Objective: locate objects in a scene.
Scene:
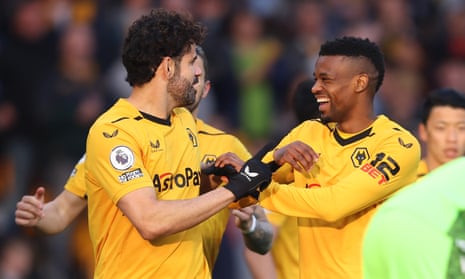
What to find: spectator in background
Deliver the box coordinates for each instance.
[228,7,282,152]
[36,21,108,190]
[434,59,465,94]
[32,21,109,277]
[0,0,59,237]
[0,234,39,279]
[271,0,327,111]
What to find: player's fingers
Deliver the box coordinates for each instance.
[15,209,39,226]
[278,142,318,171]
[215,153,244,171]
[19,196,42,211]
[16,199,43,217]
[35,187,46,205]
[294,150,318,171]
[230,209,247,220]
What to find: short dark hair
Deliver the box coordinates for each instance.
[319,36,385,92]
[195,46,209,81]
[122,8,206,87]
[420,88,465,124]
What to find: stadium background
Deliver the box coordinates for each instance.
[0,0,464,278]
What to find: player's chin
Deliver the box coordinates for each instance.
[320,114,332,123]
[181,89,196,107]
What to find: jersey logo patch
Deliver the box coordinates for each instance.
[150,140,162,152]
[351,147,370,168]
[186,128,198,147]
[119,168,143,183]
[398,137,413,148]
[110,146,135,171]
[201,154,216,165]
[103,129,118,138]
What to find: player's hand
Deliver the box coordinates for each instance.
[211,152,245,172]
[200,159,238,194]
[15,187,46,227]
[273,141,319,172]
[224,158,272,200]
[231,205,256,232]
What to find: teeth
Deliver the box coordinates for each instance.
[317,97,330,103]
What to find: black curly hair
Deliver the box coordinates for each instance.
[319,36,385,92]
[122,8,207,87]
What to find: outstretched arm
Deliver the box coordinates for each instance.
[15,187,87,234]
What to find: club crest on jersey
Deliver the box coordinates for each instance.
[110,146,135,171]
[201,154,216,165]
[351,147,370,168]
[186,128,198,147]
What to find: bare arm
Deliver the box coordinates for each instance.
[243,224,279,279]
[117,186,235,240]
[15,187,87,234]
[232,205,273,255]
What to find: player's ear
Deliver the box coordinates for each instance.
[202,80,211,98]
[354,73,369,93]
[418,122,427,142]
[162,57,176,79]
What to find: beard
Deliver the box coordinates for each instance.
[167,73,196,107]
[185,95,201,113]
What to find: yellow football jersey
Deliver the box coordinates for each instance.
[196,118,251,271]
[259,115,420,279]
[64,154,87,198]
[416,159,428,179]
[266,211,299,279]
[85,99,208,279]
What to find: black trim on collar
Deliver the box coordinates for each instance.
[111,117,130,123]
[139,111,171,126]
[198,130,226,136]
[333,127,374,146]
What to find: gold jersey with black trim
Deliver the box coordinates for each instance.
[64,153,87,199]
[196,118,251,271]
[259,115,421,279]
[416,159,428,179]
[85,99,208,279]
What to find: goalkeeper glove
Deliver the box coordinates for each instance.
[223,158,272,200]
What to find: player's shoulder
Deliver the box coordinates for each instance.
[374,115,416,138]
[196,118,229,137]
[372,115,420,150]
[290,119,333,136]
[89,99,149,138]
[92,99,140,125]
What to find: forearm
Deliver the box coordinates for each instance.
[260,176,410,222]
[122,187,236,240]
[37,202,72,234]
[244,248,278,279]
[242,214,273,255]
[37,191,87,234]
[238,205,274,255]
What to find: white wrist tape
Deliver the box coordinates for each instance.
[242,214,257,234]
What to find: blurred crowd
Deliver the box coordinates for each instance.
[0,0,465,278]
